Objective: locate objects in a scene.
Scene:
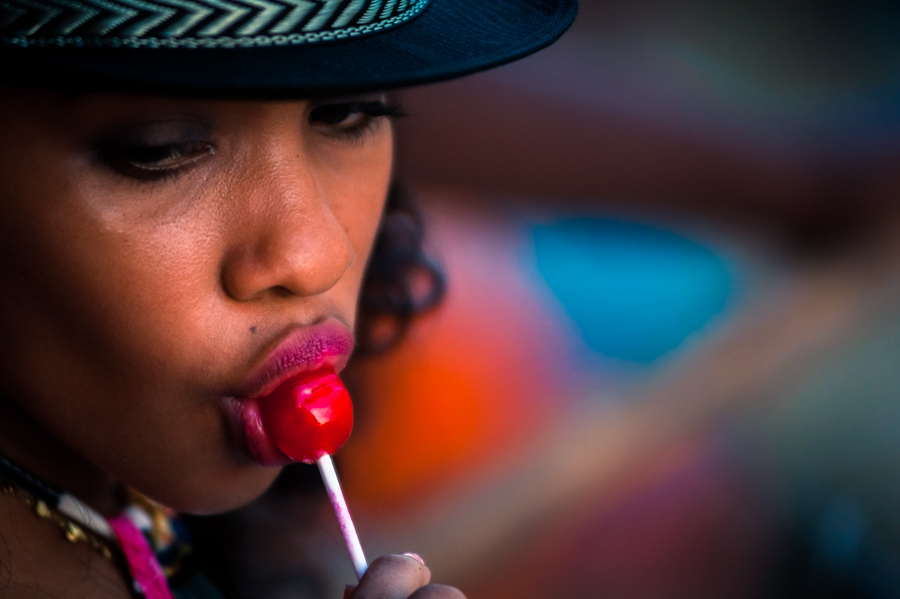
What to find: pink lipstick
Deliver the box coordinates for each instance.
[242,320,353,400]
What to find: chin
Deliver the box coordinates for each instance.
[139,464,284,515]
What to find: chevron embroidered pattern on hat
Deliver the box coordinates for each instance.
[0,0,429,48]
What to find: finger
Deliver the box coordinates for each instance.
[408,584,467,599]
[351,553,431,599]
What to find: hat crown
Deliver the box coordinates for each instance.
[0,0,429,48]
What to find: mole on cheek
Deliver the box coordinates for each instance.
[250,326,258,333]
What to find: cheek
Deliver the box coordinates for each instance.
[319,130,395,318]
[344,134,394,248]
[0,182,259,510]
[0,128,222,406]
[0,194,211,398]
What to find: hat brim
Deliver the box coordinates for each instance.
[2,0,577,97]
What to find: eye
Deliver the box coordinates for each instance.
[95,141,214,181]
[92,119,214,182]
[309,99,406,139]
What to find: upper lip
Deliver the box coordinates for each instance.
[237,319,354,399]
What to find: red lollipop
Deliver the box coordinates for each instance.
[258,368,367,578]
[258,367,353,463]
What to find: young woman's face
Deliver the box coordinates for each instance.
[0,90,394,513]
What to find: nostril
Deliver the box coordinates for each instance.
[270,285,299,298]
[220,217,356,301]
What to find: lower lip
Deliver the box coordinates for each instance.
[232,397,294,467]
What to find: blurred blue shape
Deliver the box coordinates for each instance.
[817,496,865,574]
[532,218,732,363]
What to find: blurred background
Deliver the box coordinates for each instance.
[224,2,900,598]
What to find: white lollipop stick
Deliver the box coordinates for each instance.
[318,454,368,580]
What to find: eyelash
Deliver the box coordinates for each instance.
[94,100,405,183]
[309,100,407,140]
[95,141,214,183]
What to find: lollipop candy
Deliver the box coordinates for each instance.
[258,368,353,463]
[258,367,368,579]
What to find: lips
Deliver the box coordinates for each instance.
[227,319,354,466]
[241,319,354,399]
[234,399,295,467]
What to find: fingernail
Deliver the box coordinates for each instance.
[402,552,425,565]
[343,584,356,599]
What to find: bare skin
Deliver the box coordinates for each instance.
[0,90,464,598]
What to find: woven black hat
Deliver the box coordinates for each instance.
[0,0,577,96]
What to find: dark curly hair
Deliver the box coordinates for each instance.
[354,183,446,356]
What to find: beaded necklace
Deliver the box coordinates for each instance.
[0,454,178,599]
[0,479,118,559]
[0,455,117,555]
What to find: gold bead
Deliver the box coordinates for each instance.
[65,522,86,543]
[35,500,52,519]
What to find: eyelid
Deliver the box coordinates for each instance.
[90,118,215,182]
[92,118,213,148]
[309,92,390,108]
[308,96,407,142]
[308,91,407,121]
[94,140,214,182]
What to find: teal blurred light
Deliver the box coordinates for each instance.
[533,218,732,364]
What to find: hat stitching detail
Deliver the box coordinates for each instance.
[0,0,426,47]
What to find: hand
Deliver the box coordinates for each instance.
[345,553,466,599]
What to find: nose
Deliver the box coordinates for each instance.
[221,152,355,302]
